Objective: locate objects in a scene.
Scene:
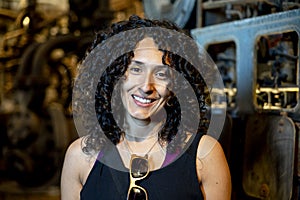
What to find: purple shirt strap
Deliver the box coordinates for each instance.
[162,151,180,167]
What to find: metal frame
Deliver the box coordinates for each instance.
[191,9,300,115]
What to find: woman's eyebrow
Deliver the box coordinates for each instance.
[131,60,145,66]
[131,60,168,68]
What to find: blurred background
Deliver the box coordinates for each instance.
[0,0,299,199]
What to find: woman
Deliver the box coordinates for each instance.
[61,15,231,200]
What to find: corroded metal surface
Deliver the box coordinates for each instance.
[243,114,295,200]
[192,9,300,115]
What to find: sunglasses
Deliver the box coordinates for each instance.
[127,154,150,200]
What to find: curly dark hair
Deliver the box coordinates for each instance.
[82,15,209,155]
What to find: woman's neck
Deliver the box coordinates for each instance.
[124,112,163,142]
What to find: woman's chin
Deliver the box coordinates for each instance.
[130,113,151,121]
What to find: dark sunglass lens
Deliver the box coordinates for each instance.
[131,157,148,178]
[128,187,147,200]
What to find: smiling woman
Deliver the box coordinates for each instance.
[121,37,172,123]
[60,15,231,200]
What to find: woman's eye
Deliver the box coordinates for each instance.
[157,72,166,77]
[129,66,142,74]
[156,70,169,79]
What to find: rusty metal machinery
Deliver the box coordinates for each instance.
[243,114,295,199]
[0,0,92,188]
[0,34,90,187]
[197,0,300,27]
[143,0,197,28]
[191,7,300,200]
[192,9,299,116]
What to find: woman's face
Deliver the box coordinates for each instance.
[121,37,172,121]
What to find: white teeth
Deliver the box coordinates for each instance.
[133,95,152,104]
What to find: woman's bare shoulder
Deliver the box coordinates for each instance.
[197,134,222,159]
[196,135,231,199]
[64,137,85,162]
[61,137,97,199]
[66,137,83,153]
[64,137,97,166]
[62,137,97,183]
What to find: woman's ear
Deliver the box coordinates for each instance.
[165,67,175,94]
[165,91,175,107]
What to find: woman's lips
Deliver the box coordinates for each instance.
[132,94,157,107]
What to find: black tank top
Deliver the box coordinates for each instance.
[80,133,204,200]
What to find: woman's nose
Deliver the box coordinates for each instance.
[140,73,155,95]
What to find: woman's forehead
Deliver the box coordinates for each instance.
[135,37,159,50]
[132,37,164,65]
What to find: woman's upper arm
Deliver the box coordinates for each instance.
[196,135,232,200]
[60,138,84,200]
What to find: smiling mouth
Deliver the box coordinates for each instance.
[132,95,157,104]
